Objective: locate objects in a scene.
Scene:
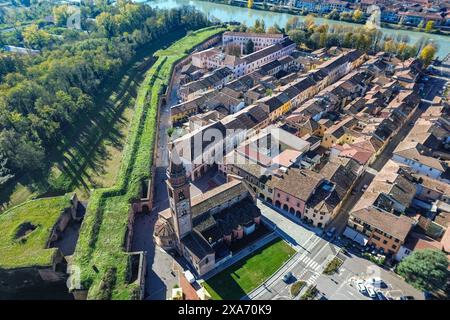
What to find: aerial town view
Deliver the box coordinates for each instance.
[0,0,449,309]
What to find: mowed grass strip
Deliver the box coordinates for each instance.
[203,239,296,300]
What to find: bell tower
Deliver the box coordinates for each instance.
[167,148,192,240]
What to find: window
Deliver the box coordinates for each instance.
[392,244,397,249]
[394,238,400,243]
[383,240,388,245]
[373,235,381,241]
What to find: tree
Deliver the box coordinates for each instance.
[288,29,307,45]
[417,20,424,30]
[285,16,300,32]
[325,9,340,21]
[251,19,265,33]
[96,12,117,38]
[225,44,241,57]
[425,21,435,33]
[244,39,254,54]
[22,24,51,49]
[419,43,437,66]
[248,0,253,9]
[304,15,315,30]
[397,249,449,292]
[53,5,77,27]
[352,9,364,23]
[267,23,282,34]
[340,11,352,21]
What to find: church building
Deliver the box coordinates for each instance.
[154,151,262,276]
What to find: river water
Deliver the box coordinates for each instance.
[140,0,450,58]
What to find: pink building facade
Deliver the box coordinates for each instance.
[273,188,305,217]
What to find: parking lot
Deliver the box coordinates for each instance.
[313,243,424,300]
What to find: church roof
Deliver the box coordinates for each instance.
[181,230,214,260]
[190,179,248,217]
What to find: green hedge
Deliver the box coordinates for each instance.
[70,26,226,299]
[290,280,306,297]
[322,257,343,275]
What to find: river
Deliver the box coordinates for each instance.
[140,0,450,58]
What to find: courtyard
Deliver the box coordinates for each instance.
[202,238,296,300]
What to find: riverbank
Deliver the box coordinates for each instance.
[145,0,450,58]
[198,0,450,36]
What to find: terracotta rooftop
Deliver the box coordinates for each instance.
[274,168,322,202]
[191,179,248,217]
[351,207,414,241]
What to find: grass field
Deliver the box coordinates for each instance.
[0,194,72,269]
[203,239,296,300]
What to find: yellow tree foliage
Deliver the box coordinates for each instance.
[425,21,435,33]
[419,44,437,66]
[248,0,253,9]
[353,9,363,22]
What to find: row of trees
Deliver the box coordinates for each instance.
[0,3,209,184]
[283,16,437,62]
[238,16,437,63]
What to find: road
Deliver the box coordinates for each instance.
[246,201,340,300]
[313,245,423,300]
[138,65,182,300]
[249,202,424,300]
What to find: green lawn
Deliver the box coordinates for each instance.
[0,194,72,269]
[203,239,296,300]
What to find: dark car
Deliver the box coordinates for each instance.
[282,272,293,283]
[376,291,387,300]
[400,296,415,300]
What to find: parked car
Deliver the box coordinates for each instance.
[365,277,388,289]
[366,285,377,299]
[361,184,368,192]
[356,280,367,294]
[400,295,415,300]
[326,227,336,238]
[376,291,387,300]
[282,272,293,283]
[184,270,196,284]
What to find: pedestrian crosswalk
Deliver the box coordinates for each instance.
[306,272,320,286]
[298,254,321,271]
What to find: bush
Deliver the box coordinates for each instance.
[363,252,385,266]
[290,281,306,297]
[323,257,343,275]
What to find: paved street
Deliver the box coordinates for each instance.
[247,201,340,300]
[249,201,424,300]
[314,248,424,300]
[135,69,182,300]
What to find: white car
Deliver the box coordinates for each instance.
[365,277,387,289]
[356,280,367,294]
[366,285,377,299]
